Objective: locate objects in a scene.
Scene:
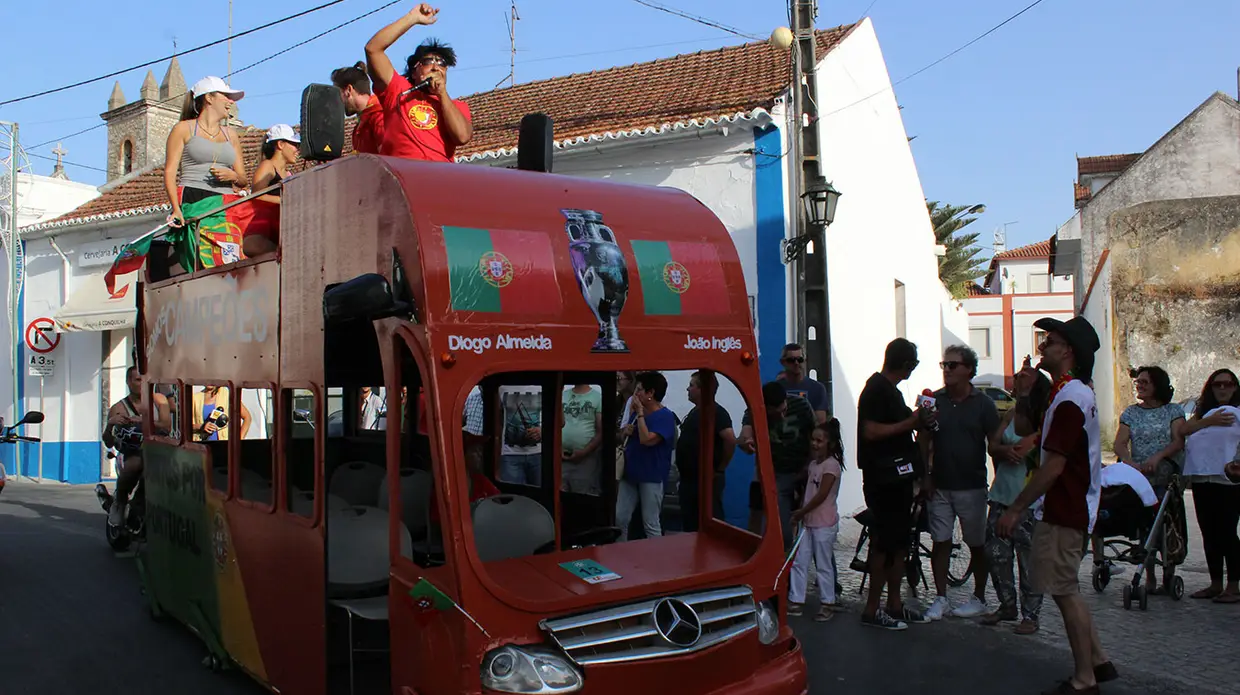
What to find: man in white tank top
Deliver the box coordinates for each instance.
[997,316,1116,695]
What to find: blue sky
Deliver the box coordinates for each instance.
[3,0,1239,252]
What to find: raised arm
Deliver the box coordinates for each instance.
[365,3,438,93]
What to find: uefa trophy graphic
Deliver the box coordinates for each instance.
[563,209,630,353]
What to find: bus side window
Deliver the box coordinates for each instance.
[239,387,274,506]
[193,384,233,493]
[150,382,181,443]
[286,388,317,518]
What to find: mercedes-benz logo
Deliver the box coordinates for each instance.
[652,598,702,648]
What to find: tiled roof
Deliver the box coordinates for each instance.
[1077,153,1141,177]
[456,25,855,161]
[983,238,1054,287]
[965,283,990,297]
[994,239,1052,260]
[1074,181,1091,207]
[31,26,856,232]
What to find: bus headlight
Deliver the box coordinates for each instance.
[480,645,583,693]
[755,599,780,645]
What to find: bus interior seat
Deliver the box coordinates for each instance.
[329,461,386,507]
[327,505,412,599]
[471,495,556,563]
[378,468,431,540]
[290,488,351,516]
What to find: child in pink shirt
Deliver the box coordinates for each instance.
[788,419,844,621]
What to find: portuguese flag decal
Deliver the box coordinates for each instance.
[442,227,561,313]
[629,240,729,316]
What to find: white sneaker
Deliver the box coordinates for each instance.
[953,595,989,618]
[108,500,126,527]
[924,596,952,621]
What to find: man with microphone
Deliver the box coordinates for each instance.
[364,3,473,162]
[920,344,1019,622]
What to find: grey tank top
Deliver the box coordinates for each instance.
[180,126,237,195]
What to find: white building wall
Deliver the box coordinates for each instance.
[988,258,1072,295]
[961,296,1005,387]
[13,174,100,228]
[815,19,952,514]
[1081,254,1117,439]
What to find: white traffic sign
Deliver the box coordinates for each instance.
[28,354,55,378]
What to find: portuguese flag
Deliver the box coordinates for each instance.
[629,240,729,316]
[442,226,561,313]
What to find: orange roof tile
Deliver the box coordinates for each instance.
[1077,153,1141,177]
[994,239,1052,261]
[965,283,990,297]
[33,27,856,231]
[1074,180,1091,207]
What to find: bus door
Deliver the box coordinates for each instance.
[383,327,468,695]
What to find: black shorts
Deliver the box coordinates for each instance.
[863,478,915,556]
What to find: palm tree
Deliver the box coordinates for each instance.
[928,201,988,298]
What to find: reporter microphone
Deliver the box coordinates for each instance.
[918,388,940,432]
[399,78,432,97]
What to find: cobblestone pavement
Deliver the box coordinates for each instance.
[4,481,1236,694]
[816,487,1237,695]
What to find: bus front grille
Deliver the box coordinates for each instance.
[539,586,757,666]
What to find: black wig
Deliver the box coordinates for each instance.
[404,38,457,81]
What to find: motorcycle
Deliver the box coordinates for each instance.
[0,411,45,495]
[95,424,145,552]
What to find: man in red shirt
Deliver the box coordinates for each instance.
[363,3,473,162]
[330,61,385,155]
[999,316,1116,695]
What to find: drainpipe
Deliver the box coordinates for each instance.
[48,236,71,479]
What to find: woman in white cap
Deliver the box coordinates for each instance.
[243,124,300,257]
[162,76,250,271]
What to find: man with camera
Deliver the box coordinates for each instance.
[103,367,169,528]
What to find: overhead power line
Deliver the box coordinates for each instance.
[822,0,1051,119]
[0,0,349,107]
[628,0,762,41]
[26,0,401,152]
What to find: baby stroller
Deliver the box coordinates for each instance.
[1090,473,1188,610]
[849,495,972,596]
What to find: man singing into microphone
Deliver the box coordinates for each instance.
[364,3,473,162]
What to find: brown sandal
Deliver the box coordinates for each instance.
[1212,592,1240,604]
[1014,619,1040,635]
[1191,586,1223,599]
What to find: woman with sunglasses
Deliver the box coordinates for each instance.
[1113,366,1185,594]
[363,3,473,162]
[1182,368,1240,602]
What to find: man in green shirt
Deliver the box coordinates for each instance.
[561,384,603,495]
[739,382,815,550]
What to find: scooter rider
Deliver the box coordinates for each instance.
[103,367,168,527]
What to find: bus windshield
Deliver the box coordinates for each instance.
[455,369,767,598]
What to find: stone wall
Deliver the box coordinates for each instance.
[104,100,180,182]
[1076,94,1240,309]
[1106,195,1240,417]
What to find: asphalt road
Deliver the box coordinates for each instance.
[0,482,1225,694]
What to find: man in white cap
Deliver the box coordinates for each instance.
[998,316,1117,695]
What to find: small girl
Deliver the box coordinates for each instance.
[788,419,844,621]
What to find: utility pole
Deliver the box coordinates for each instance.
[787,0,834,411]
[227,0,233,80]
[3,121,20,477]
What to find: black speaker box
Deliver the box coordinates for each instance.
[300,83,346,161]
[517,113,554,173]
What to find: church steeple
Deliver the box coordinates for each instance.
[108,82,126,111]
[140,70,158,101]
[160,56,187,102]
[100,61,184,182]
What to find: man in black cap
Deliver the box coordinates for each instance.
[998,316,1118,695]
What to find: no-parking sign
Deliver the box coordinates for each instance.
[25,317,60,354]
